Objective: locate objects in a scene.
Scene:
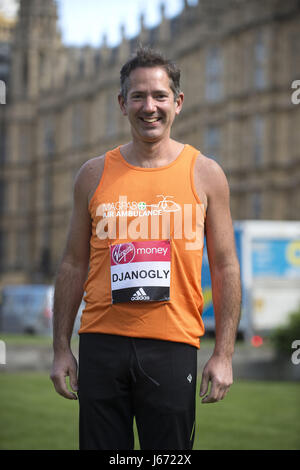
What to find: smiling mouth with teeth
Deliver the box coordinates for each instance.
[141,117,161,123]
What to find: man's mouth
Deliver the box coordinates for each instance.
[140,117,161,123]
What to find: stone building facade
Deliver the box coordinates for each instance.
[0,0,299,286]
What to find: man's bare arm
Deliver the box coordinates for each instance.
[195,156,241,403]
[50,156,104,399]
[52,176,91,354]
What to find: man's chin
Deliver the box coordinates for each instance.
[135,130,166,143]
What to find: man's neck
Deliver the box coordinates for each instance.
[120,138,185,168]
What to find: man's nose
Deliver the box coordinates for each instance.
[143,96,156,113]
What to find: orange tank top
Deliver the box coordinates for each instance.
[79,144,206,348]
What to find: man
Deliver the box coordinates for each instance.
[50,47,241,450]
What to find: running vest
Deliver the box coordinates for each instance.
[79,144,206,348]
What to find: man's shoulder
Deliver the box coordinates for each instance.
[80,154,106,176]
[195,153,228,182]
[194,151,221,171]
[74,154,106,204]
[194,152,229,201]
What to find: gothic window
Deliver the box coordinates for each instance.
[78,57,85,77]
[22,56,28,94]
[72,103,83,147]
[106,93,117,137]
[44,116,55,158]
[0,179,5,214]
[0,230,5,272]
[0,121,6,161]
[204,125,221,162]
[254,31,267,89]
[251,192,262,219]
[19,125,30,161]
[16,230,28,270]
[289,32,300,81]
[17,179,29,212]
[205,46,223,102]
[253,115,264,166]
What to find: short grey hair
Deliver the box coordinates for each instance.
[120,46,181,102]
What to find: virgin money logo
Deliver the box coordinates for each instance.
[112,243,136,264]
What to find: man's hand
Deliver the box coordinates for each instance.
[50,350,78,400]
[199,354,233,404]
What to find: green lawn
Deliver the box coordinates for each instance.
[0,333,79,347]
[0,372,299,450]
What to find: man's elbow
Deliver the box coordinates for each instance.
[57,254,89,279]
[211,255,240,281]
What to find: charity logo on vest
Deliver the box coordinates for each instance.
[110,240,171,304]
[100,195,181,218]
[96,195,205,251]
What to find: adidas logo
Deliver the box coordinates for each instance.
[131,288,150,301]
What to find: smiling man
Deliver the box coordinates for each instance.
[50,47,241,450]
[118,64,183,156]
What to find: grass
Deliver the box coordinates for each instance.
[0,333,272,355]
[194,380,300,450]
[0,333,79,347]
[0,372,299,450]
[0,333,53,346]
[0,372,78,450]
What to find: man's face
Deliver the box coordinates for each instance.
[118,66,184,143]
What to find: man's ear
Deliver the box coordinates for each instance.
[118,93,127,116]
[175,92,184,116]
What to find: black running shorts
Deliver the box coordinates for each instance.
[78,333,198,450]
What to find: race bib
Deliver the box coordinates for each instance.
[110,240,171,304]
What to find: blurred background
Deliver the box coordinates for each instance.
[0,0,299,450]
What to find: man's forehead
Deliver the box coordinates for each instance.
[127,67,171,91]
